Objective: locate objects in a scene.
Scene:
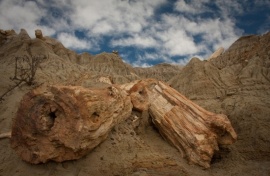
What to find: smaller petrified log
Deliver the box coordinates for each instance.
[11,85,132,164]
[125,79,237,168]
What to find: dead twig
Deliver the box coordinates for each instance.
[0,80,23,102]
[12,54,46,86]
[0,54,46,102]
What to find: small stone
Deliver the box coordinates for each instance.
[35,29,44,39]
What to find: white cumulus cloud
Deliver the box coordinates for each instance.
[0,0,56,37]
[175,0,210,14]
[57,32,92,50]
[1,0,268,66]
[111,34,157,48]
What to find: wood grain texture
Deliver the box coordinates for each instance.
[11,85,132,164]
[126,79,237,168]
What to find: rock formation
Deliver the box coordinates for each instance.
[87,52,140,84]
[77,52,93,65]
[169,32,270,161]
[11,85,132,164]
[122,79,237,168]
[134,63,183,82]
[0,28,90,88]
[35,29,44,40]
[0,29,16,45]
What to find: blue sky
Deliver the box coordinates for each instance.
[1,0,269,67]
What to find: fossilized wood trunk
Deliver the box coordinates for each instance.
[123,79,237,168]
[11,79,236,168]
[11,85,132,164]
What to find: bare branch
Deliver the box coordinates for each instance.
[0,80,23,102]
[0,54,46,102]
[13,54,46,86]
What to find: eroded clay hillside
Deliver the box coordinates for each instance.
[168,32,270,162]
[87,52,140,84]
[134,63,183,82]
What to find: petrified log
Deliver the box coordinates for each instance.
[11,85,132,164]
[123,79,237,168]
[11,79,236,168]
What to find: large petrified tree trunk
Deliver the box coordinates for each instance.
[11,85,132,164]
[122,79,237,168]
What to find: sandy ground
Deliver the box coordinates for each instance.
[0,63,270,176]
[1,92,270,176]
[1,117,270,176]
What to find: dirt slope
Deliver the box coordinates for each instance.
[169,32,270,165]
[134,63,183,82]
